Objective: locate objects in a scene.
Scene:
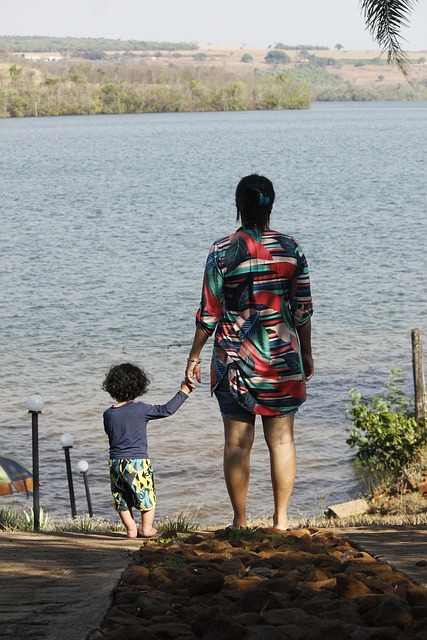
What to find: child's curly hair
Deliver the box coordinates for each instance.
[102,363,150,402]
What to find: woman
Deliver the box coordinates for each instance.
[186,174,313,530]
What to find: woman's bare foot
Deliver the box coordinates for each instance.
[272,515,289,531]
[272,523,289,531]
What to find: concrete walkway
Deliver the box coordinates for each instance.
[333,525,427,586]
[0,526,426,640]
[0,531,143,640]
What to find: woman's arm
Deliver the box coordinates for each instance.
[296,319,314,381]
[185,323,210,386]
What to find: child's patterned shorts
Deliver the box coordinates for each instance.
[109,458,156,513]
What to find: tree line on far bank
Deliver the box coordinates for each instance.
[1,52,426,118]
[0,58,312,117]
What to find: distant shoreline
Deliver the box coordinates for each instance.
[1,43,426,118]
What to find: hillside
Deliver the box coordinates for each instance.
[1,38,426,117]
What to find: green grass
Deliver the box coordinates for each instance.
[157,511,200,536]
[0,507,54,531]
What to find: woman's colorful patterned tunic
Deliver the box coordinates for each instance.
[196,225,313,416]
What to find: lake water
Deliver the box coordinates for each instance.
[1,102,426,527]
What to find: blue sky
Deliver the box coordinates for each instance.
[2,1,426,51]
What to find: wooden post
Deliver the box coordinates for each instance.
[411,328,426,428]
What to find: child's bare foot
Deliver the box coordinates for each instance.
[141,526,158,538]
[126,528,142,538]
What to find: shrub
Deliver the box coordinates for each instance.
[346,368,427,473]
[265,50,291,65]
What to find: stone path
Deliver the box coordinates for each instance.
[0,526,426,639]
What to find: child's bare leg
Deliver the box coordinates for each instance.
[140,508,157,537]
[118,509,138,537]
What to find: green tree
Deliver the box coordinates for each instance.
[265,50,291,64]
[360,0,418,76]
[241,53,253,63]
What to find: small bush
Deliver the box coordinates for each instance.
[346,368,427,473]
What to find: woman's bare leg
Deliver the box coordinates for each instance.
[223,417,255,528]
[262,415,296,531]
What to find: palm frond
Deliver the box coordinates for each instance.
[360,0,418,77]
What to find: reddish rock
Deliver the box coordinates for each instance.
[223,573,265,590]
[233,612,265,626]
[113,589,142,606]
[375,570,413,586]
[356,593,386,613]
[150,565,188,585]
[217,557,246,576]
[120,565,150,586]
[311,553,344,572]
[336,574,376,598]
[305,569,330,582]
[307,577,337,592]
[192,606,246,639]
[345,560,393,576]
[262,608,299,626]
[193,539,234,554]
[256,574,302,594]
[187,569,224,597]
[410,616,427,634]
[185,532,215,544]
[406,585,427,607]
[237,588,284,613]
[373,594,414,629]
[137,601,171,620]
[314,620,354,640]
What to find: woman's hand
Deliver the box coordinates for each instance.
[185,358,201,389]
[302,353,314,381]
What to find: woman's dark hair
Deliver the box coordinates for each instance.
[235,174,275,229]
[102,363,150,402]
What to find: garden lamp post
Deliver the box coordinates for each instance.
[61,433,77,518]
[26,394,44,531]
[77,459,93,518]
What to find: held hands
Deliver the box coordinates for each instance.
[180,381,194,395]
[185,357,202,390]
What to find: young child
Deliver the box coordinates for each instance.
[102,362,192,538]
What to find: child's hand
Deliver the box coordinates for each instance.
[180,381,194,395]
